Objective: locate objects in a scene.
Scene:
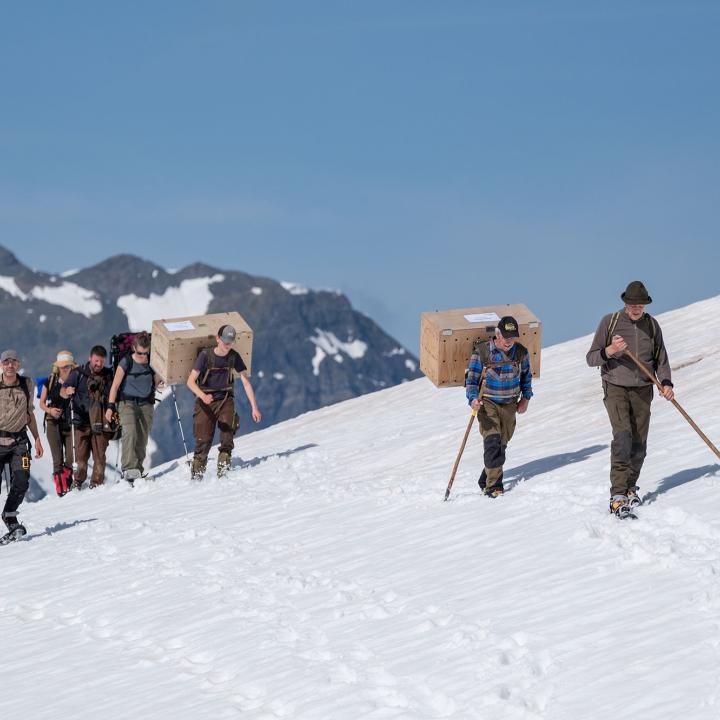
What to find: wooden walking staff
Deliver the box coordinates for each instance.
[444,411,477,501]
[625,348,720,461]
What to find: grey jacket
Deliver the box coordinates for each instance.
[586,310,672,388]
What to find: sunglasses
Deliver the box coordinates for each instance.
[135,351,150,356]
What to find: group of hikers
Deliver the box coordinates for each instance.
[0,324,261,544]
[465,280,675,518]
[0,279,679,543]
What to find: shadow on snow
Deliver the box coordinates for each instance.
[642,464,720,505]
[25,518,98,541]
[503,444,609,491]
[232,443,319,470]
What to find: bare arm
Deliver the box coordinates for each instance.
[240,373,261,423]
[105,366,125,421]
[39,384,61,419]
[187,368,213,405]
[107,365,125,405]
[27,410,44,458]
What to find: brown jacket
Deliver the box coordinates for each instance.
[586,310,672,387]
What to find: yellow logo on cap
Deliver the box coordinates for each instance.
[506,323,516,330]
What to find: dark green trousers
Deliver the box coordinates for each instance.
[602,382,653,497]
[477,399,518,489]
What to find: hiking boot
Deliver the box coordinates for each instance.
[483,485,505,499]
[123,469,140,486]
[627,487,642,507]
[53,471,66,497]
[479,470,502,493]
[191,456,207,481]
[217,451,232,478]
[609,494,631,517]
[0,522,27,545]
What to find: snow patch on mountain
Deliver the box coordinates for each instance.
[384,346,406,357]
[309,329,368,376]
[0,275,102,317]
[117,275,225,331]
[281,281,309,295]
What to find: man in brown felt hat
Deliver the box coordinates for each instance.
[586,281,674,518]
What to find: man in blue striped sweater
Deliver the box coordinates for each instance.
[465,316,533,498]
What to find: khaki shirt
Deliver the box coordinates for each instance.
[0,375,35,446]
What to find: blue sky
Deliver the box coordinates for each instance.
[1,1,718,351]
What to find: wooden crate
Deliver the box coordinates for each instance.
[420,304,541,387]
[150,311,253,385]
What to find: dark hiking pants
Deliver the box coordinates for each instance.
[477,399,518,489]
[45,418,73,474]
[72,425,109,488]
[603,382,653,497]
[0,437,31,528]
[192,396,236,463]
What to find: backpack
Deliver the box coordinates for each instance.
[111,333,150,372]
[198,347,241,393]
[35,376,49,399]
[605,311,661,368]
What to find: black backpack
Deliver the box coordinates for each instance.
[111,333,150,372]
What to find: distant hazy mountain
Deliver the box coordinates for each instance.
[0,245,420,469]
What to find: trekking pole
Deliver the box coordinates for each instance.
[69,399,79,473]
[171,385,191,465]
[444,410,477,501]
[625,348,720,461]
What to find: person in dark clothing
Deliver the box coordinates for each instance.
[0,349,44,544]
[586,281,675,516]
[186,325,261,480]
[60,345,113,489]
[106,332,164,484]
[39,350,78,496]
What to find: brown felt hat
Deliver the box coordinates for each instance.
[621,280,652,305]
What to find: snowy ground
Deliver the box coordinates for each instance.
[3,297,720,719]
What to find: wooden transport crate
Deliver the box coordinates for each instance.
[420,304,541,388]
[151,311,253,385]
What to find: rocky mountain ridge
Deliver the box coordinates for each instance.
[0,245,420,466]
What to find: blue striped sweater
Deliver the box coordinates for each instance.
[465,340,533,405]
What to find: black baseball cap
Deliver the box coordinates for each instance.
[497,316,520,339]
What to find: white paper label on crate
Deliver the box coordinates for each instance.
[464,313,500,324]
[164,320,195,331]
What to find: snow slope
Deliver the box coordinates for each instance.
[3,297,720,719]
